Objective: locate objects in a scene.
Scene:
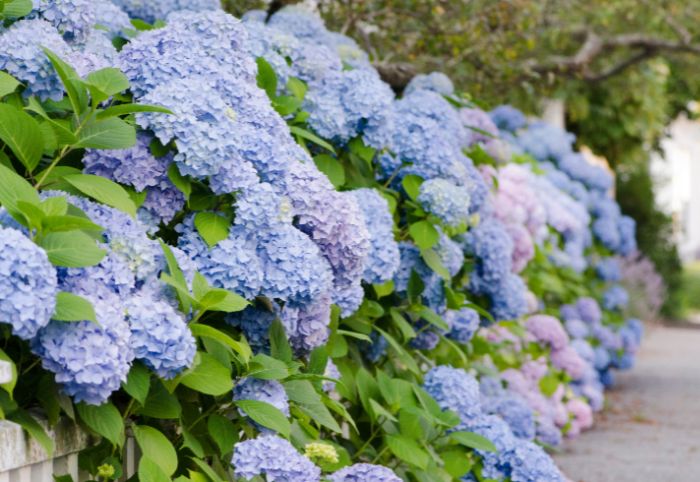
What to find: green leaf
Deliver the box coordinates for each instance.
[409,221,439,249]
[76,402,124,446]
[407,269,425,302]
[138,380,181,419]
[189,323,251,362]
[181,427,205,458]
[16,200,45,229]
[159,241,191,312]
[450,431,497,452]
[97,103,173,120]
[284,380,342,433]
[0,349,17,396]
[179,352,233,396]
[0,71,20,98]
[75,118,136,149]
[207,414,237,456]
[39,231,106,267]
[122,363,151,405]
[374,327,421,375]
[256,57,278,99]
[43,49,87,115]
[402,175,424,201]
[441,447,472,478]
[40,197,68,216]
[194,212,230,247]
[269,319,293,363]
[419,306,450,331]
[3,0,33,17]
[138,457,170,482]
[248,353,289,380]
[235,399,291,437]
[286,77,307,100]
[168,163,191,200]
[289,126,336,154]
[134,425,178,476]
[421,248,451,280]
[197,288,249,313]
[83,68,129,102]
[8,410,54,455]
[539,373,559,397]
[189,458,224,482]
[313,154,345,188]
[389,308,416,340]
[64,174,137,217]
[52,291,96,322]
[386,434,429,469]
[41,215,103,233]
[0,104,43,171]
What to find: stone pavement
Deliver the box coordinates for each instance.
[554,324,700,481]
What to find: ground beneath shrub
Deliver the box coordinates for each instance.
[554,324,700,481]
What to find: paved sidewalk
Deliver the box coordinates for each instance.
[554,324,700,481]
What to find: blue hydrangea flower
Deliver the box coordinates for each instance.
[576,297,602,325]
[423,366,481,424]
[33,0,96,43]
[126,293,195,379]
[618,216,637,255]
[445,307,480,344]
[268,6,328,41]
[489,274,528,321]
[596,257,622,282]
[603,285,629,311]
[281,294,332,354]
[92,0,132,39]
[565,319,589,339]
[234,378,290,417]
[285,160,370,316]
[232,435,321,482]
[466,414,518,480]
[464,217,514,288]
[488,394,536,440]
[70,28,120,77]
[33,293,133,405]
[364,332,388,362]
[435,229,465,277]
[418,179,471,228]
[329,463,402,482]
[0,18,73,101]
[508,440,565,482]
[227,304,285,354]
[404,72,454,96]
[0,226,58,340]
[558,152,613,193]
[536,419,562,447]
[489,105,526,133]
[350,188,400,285]
[304,68,394,144]
[516,121,575,162]
[111,0,221,23]
[393,242,446,311]
[323,359,340,393]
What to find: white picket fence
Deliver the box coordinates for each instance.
[0,362,139,482]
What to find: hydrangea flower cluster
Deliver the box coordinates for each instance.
[232,435,321,482]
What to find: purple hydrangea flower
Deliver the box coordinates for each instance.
[234,378,290,417]
[111,0,221,23]
[423,366,481,424]
[489,105,526,133]
[525,315,568,350]
[329,463,401,482]
[445,307,480,344]
[418,179,471,228]
[404,72,454,96]
[33,0,96,43]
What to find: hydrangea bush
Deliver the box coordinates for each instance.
[0,1,653,481]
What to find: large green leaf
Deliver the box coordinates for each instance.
[122,363,151,405]
[40,231,106,267]
[0,71,20,98]
[63,174,137,216]
[0,163,40,215]
[235,399,290,437]
[43,49,87,115]
[256,57,278,99]
[194,212,230,247]
[83,68,129,103]
[179,352,233,396]
[0,104,44,171]
[75,118,136,149]
[138,457,170,482]
[3,0,33,18]
[450,431,497,452]
[189,323,251,362]
[409,220,439,249]
[52,291,97,322]
[284,380,342,433]
[207,414,237,456]
[96,103,173,120]
[133,425,178,476]
[76,402,124,446]
[386,434,429,469]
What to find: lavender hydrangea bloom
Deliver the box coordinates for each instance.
[558,152,613,193]
[460,107,499,147]
[304,68,394,143]
[596,257,622,282]
[576,297,602,325]
[0,226,58,340]
[33,0,96,43]
[232,435,321,482]
[565,319,589,339]
[126,294,196,379]
[323,359,340,393]
[33,293,133,405]
[488,395,536,440]
[423,366,481,424]
[489,105,527,133]
[490,274,529,322]
[111,0,221,23]
[536,419,562,447]
[234,378,290,417]
[516,122,575,162]
[350,188,400,285]
[418,179,471,228]
[92,0,132,39]
[509,440,565,482]
[404,71,455,96]
[281,294,332,354]
[551,346,586,379]
[525,315,568,350]
[466,414,518,480]
[70,29,120,77]
[445,307,480,344]
[329,463,402,482]
[285,160,370,316]
[0,18,73,101]
[227,304,288,354]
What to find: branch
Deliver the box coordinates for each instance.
[528,29,700,82]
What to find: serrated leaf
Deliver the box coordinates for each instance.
[194,212,230,247]
[235,399,290,437]
[3,0,33,18]
[39,231,106,267]
[76,402,124,446]
[83,68,129,102]
[167,163,191,200]
[64,174,136,217]
[52,291,96,322]
[248,354,289,380]
[134,425,178,476]
[0,104,43,171]
[179,352,233,396]
[450,431,497,452]
[43,49,87,114]
[421,248,451,280]
[386,434,429,469]
[75,118,136,149]
[269,319,293,363]
[284,380,342,433]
